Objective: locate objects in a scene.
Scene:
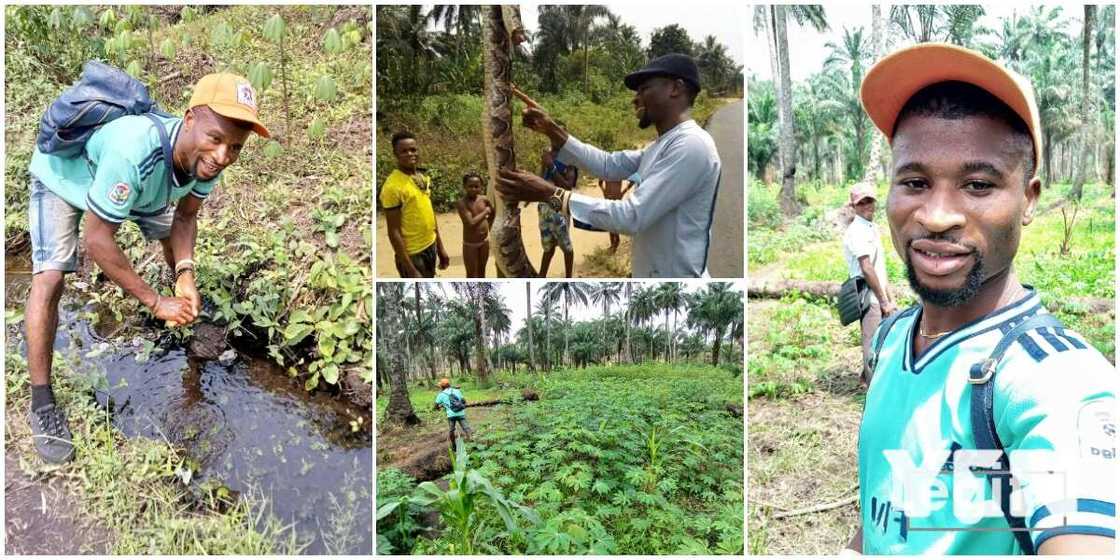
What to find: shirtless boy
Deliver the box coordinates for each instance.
[456,172,493,278]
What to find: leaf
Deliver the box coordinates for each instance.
[99,8,116,29]
[322,364,339,384]
[160,38,176,59]
[282,323,313,346]
[314,75,337,102]
[308,118,326,140]
[323,27,343,54]
[210,22,232,48]
[303,371,319,392]
[125,60,143,78]
[71,7,94,30]
[263,140,283,158]
[288,309,313,324]
[248,61,272,92]
[263,13,286,43]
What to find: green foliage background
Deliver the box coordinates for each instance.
[5,5,373,391]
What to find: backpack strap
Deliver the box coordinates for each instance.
[866,305,916,374]
[968,312,1063,555]
[143,113,177,206]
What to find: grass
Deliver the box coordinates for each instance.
[4,347,304,554]
[377,364,744,555]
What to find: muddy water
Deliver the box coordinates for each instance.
[5,264,372,555]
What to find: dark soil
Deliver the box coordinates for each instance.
[187,322,228,360]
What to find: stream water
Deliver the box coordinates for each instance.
[5,264,372,554]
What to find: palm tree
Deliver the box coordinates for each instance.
[1071,6,1096,201]
[622,282,633,363]
[541,282,592,367]
[452,283,497,385]
[863,4,885,184]
[686,283,742,366]
[825,26,870,181]
[628,287,658,361]
[378,283,420,426]
[535,291,558,370]
[526,283,535,372]
[758,5,828,216]
[426,5,482,38]
[590,282,623,363]
[653,283,686,363]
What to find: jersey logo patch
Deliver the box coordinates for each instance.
[108,182,131,206]
[1078,400,1116,460]
[236,83,257,110]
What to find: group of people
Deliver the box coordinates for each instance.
[381,53,721,279]
[381,131,639,279]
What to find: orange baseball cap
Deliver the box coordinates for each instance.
[849,181,876,206]
[860,43,1041,176]
[188,72,271,138]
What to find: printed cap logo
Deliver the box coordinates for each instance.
[108,182,131,206]
[236,82,257,110]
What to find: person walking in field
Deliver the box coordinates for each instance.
[381,131,450,278]
[26,67,270,464]
[846,43,1115,556]
[496,54,721,278]
[456,172,493,278]
[842,181,896,388]
[433,378,472,450]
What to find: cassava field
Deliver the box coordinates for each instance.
[376,281,745,554]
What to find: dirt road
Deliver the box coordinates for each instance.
[376,184,615,278]
[706,99,744,278]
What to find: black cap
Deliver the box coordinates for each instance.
[624,53,701,92]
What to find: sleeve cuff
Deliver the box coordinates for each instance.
[1030,499,1116,549]
[85,195,127,224]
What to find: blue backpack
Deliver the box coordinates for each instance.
[448,391,467,413]
[37,60,168,158]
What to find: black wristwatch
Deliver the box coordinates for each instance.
[547,187,565,212]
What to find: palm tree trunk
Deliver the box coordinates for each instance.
[772,6,801,216]
[526,284,535,372]
[623,284,633,364]
[382,285,420,426]
[563,297,570,367]
[1071,5,1095,201]
[711,326,725,366]
[862,4,885,185]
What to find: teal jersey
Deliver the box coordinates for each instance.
[28,114,219,224]
[435,388,466,419]
[859,290,1116,554]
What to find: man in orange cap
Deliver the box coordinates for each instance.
[433,378,472,450]
[842,181,896,389]
[850,43,1115,556]
[24,71,269,464]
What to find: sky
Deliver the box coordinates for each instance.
[746,5,1080,82]
[421,281,743,332]
[421,4,745,65]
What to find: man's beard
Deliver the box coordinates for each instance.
[905,247,985,308]
[638,110,652,129]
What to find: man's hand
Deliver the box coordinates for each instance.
[881,300,898,317]
[175,271,202,319]
[153,295,196,327]
[437,247,450,270]
[512,85,568,149]
[396,255,420,278]
[496,168,557,203]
